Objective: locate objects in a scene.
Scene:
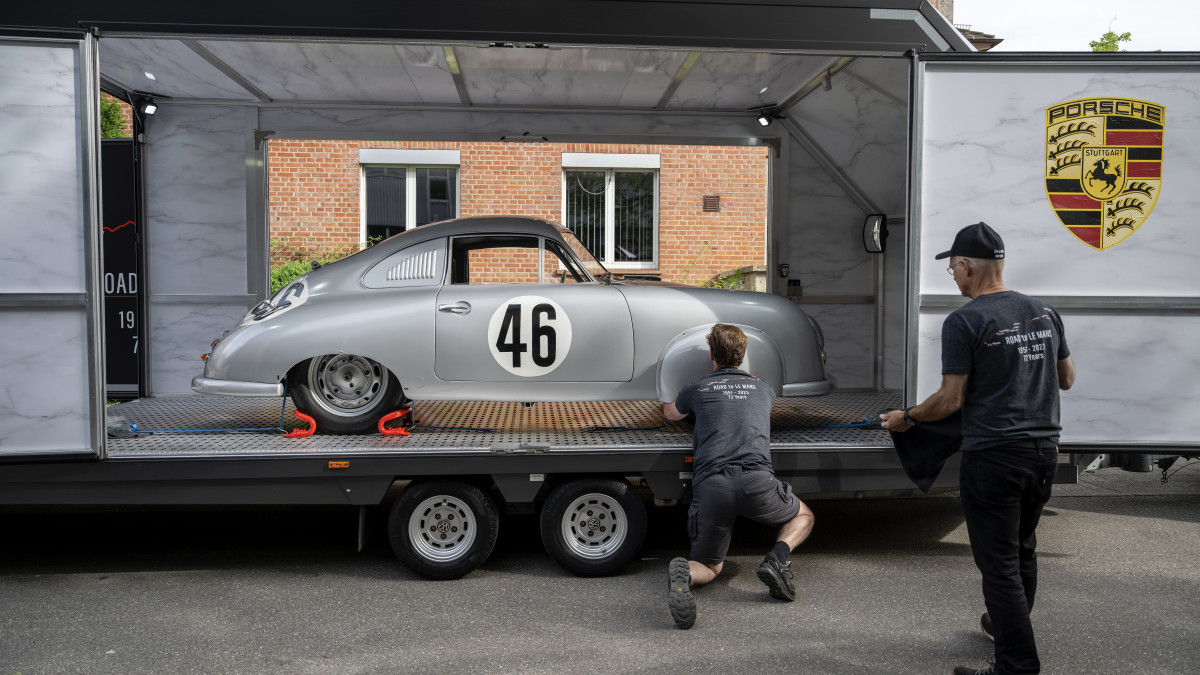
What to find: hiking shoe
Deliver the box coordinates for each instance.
[980,612,994,641]
[667,557,696,629]
[953,665,995,675]
[755,556,796,601]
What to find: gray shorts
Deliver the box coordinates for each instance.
[688,465,802,565]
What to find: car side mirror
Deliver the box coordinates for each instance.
[863,214,888,253]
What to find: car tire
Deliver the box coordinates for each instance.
[539,478,648,577]
[388,480,500,580]
[289,354,408,434]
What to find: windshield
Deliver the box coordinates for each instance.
[555,225,612,282]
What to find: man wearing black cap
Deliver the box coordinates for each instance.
[881,222,1075,675]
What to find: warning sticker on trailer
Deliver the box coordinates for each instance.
[487,296,573,376]
[1044,97,1164,251]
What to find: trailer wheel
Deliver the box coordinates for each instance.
[290,355,407,434]
[539,478,647,577]
[388,480,499,580]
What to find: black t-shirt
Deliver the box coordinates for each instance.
[942,291,1071,452]
[673,367,776,484]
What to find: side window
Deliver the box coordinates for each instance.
[542,241,587,283]
[450,236,542,285]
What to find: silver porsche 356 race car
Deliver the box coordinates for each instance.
[193,216,834,433]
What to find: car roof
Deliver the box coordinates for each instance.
[383,216,569,248]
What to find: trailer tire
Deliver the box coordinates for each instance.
[539,478,647,577]
[389,480,499,580]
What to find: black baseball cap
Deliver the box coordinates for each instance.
[935,222,1005,260]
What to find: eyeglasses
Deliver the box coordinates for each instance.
[946,260,965,276]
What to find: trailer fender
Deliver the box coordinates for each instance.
[655,323,784,402]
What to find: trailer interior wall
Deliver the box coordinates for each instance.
[912,56,1200,446]
[143,105,262,395]
[781,56,910,392]
[0,34,104,458]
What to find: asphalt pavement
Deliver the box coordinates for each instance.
[1,462,1197,674]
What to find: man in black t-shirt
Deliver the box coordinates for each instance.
[662,323,815,629]
[882,222,1076,675]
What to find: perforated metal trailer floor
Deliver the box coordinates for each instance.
[0,392,953,505]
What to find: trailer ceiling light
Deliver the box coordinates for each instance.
[757,113,772,127]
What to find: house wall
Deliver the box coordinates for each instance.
[267,140,769,284]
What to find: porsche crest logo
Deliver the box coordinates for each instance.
[1045,98,1164,250]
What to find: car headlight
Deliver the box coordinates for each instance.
[247,279,309,322]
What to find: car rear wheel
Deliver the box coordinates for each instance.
[539,478,647,576]
[290,354,407,434]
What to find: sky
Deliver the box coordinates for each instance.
[952,0,1199,51]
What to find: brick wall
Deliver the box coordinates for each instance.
[267,140,768,285]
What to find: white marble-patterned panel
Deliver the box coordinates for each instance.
[0,43,85,294]
[919,310,1200,444]
[618,51,693,108]
[918,65,1200,298]
[100,38,253,100]
[453,47,681,108]
[144,105,248,295]
[882,226,908,391]
[202,42,460,104]
[152,302,251,395]
[791,57,909,213]
[0,310,92,453]
[786,145,875,296]
[259,106,764,139]
[915,310,951,401]
[670,53,826,110]
[797,304,874,390]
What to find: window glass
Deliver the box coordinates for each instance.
[417,168,457,225]
[565,170,607,262]
[365,167,406,240]
[614,171,655,263]
[450,236,542,285]
[542,241,587,283]
[365,166,458,242]
[564,168,657,267]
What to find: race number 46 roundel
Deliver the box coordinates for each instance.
[487,296,573,377]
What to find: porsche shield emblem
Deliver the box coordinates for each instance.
[1045,98,1164,250]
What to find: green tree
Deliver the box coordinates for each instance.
[100,94,128,138]
[1090,29,1132,52]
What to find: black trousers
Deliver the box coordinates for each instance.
[959,443,1058,675]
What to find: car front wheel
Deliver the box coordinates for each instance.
[289,354,407,434]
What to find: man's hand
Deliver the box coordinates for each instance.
[880,410,911,432]
[663,402,687,421]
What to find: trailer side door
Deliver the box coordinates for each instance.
[908,53,1200,449]
[0,31,105,459]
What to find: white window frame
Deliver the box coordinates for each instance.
[359,149,461,245]
[561,153,660,270]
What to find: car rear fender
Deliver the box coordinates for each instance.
[655,323,784,402]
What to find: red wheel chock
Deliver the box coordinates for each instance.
[283,411,317,438]
[379,408,413,437]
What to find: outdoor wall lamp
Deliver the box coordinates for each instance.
[139,98,158,116]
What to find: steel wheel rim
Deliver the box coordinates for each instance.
[408,495,477,562]
[559,492,628,560]
[307,354,388,418]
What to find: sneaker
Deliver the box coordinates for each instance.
[667,557,696,629]
[980,612,994,641]
[953,665,995,675]
[755,556,796,601]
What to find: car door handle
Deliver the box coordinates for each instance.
[438,302,471,315]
